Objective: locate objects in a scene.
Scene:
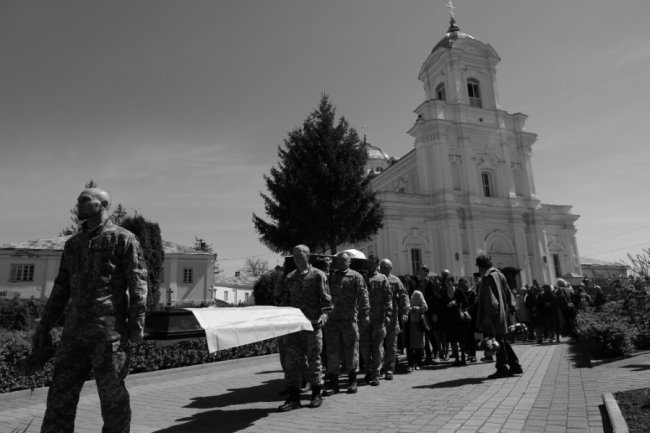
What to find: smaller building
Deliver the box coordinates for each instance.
[580,257,629,280]
[0,237,216,305]
[212,273,256,306]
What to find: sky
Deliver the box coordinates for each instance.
[1,0,649,275]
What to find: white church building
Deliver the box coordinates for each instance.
[352,16,581,288]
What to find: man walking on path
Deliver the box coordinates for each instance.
[278,245,333,411]
[32,187,148,433]
[475,253,523,379]
[323,251,370,395]
[379,258,410,380]
[359,257,392,386]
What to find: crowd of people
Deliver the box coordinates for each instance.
[255,245,526,412]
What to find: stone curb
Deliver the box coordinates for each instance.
[603,392,629,433]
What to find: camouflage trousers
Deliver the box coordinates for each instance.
[359,321,386,378]
[282,329,323,388]
[324,320,359,375]
[41,337,131,433]
[383,322,401,373]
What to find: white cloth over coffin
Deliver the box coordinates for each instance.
[184,306,313,353]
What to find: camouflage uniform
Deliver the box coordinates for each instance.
[36,220,147,433]
[383,274,411,374]
[281,265,332,388]
[324,268,369,376]
[359,271,392,381]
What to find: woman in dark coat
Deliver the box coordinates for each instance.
[441,275,469,366]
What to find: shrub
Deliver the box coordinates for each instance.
[576,303,636,359]
[0,328,279,393]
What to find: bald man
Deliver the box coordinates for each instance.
[33,188,148,433]
[379,259,410,380]
[278,245,333,411]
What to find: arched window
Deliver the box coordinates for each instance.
[513,168,525,196]
[481,170,494,197]
[435,82,446,101]
[467,78,482,108]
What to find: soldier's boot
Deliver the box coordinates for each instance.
[346,371,358,394]
[308,385,323,408]
[322,375,339,397]
[278,386,301,412]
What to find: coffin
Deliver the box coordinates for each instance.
[144,308,206,340]
[143,306,313,352]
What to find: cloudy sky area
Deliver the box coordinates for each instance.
[1,1,649,275]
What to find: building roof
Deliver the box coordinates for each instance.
[431,17,477,53]
[213,273,258,289]
[0,236,211,256]
[580,257,628,267]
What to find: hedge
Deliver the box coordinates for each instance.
[0,329,279,393]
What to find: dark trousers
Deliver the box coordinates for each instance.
[494,334,520,372]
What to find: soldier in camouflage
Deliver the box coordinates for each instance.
[359,257,392,386]
[278,245,333,412]
[323,251,370,396]
[32,188,147,433]
[379,258,411,380]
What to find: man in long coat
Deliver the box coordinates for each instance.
[475,254,523,379]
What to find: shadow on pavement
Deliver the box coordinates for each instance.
[412,377,485,389]
[566,340,591,368]
[255,369,283,375]
[622,363,650,372]
[152,407,274,433]
[184,378,284,408]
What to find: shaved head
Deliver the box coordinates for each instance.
[77,187,111,226]
[81,188,111,209]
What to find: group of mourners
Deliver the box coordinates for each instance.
[253,245,524,412]
[514,278,606,344]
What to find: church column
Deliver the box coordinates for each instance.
[512,220,531,284]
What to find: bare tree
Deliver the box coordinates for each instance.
[627,248,650,277]
[243,257,269,277]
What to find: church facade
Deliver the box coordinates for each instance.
[352,18,580,287]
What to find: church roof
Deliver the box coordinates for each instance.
[431,17,478,53]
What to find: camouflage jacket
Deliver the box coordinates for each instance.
[328,268,370,322]
[366,271,392,323]
[386,274,411,325]
[38,220,148,342]
[282,265,333,326]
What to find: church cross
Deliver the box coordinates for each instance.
[446,0,455,18]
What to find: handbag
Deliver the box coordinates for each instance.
[419,314,431,333]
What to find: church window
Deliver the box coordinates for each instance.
[410,248,422,275]
[467,78,482,108]
[553,254,562,278]
[435,82,446,101]
[481,171,494,197]
[451,162,462,190]
[513,169,525,196]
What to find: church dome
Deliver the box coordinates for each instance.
[431,17,477,53]
[364,142,390,162]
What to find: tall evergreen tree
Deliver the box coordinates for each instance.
[253,94,383,254]
[121,215,164,311]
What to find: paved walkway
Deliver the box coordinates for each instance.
[2,341,650,433]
